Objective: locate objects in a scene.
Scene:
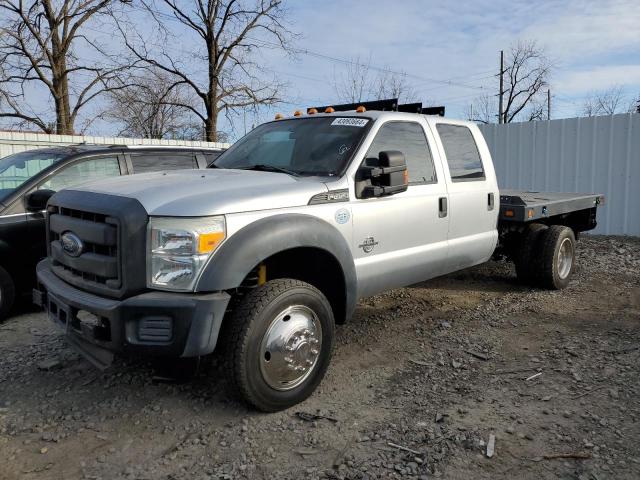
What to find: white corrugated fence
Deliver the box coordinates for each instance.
[479,113,639,236]
[0,131,228,159]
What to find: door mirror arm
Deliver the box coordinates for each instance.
[356,151,408,199]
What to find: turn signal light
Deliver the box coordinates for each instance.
[198,232,225,254]
[308,108,318,114]
[504,209,515,217]
[325,107,335,113]
[356,105,366,113]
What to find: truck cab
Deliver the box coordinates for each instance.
[33,103,600,411]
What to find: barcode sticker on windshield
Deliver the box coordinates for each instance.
[331,118,369,127]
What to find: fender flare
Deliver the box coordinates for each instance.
[196,214,358,320]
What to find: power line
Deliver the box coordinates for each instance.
[126,3,492,93]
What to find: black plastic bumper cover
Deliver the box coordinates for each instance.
[35,259,230,368]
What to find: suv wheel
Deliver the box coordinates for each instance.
[0,266,15,321]
[222,279,335,412]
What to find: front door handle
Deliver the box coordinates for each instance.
[438,197,448,218]
[488,192,495,211]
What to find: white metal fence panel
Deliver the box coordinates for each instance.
[479,113,640,235]
[0,131,229,159]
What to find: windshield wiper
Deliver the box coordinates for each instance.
[238,164,300,177]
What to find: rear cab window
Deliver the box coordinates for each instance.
[436,124,485,181]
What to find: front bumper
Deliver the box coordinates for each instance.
[35,259,230,369]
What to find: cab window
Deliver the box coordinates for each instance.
[365,121,437,184]
[436,124,485,181]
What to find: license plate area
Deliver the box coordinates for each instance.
[46,294,112,342]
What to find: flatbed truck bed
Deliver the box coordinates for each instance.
[498,190,604,226]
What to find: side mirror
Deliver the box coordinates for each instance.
[358,151,408,198]
[25,189,55,212]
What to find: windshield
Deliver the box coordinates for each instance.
[213,116,371,176]
[0,150,66,203]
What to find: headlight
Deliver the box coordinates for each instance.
[147,216,226,291]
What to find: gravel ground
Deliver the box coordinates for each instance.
[1,235,639,480]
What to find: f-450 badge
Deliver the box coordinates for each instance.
[359,236,378,254]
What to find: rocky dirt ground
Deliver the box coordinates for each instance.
[1,235,639,480]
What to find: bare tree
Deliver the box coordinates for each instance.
[332,56,372,104]
[0,0,131,134]
[467,41,551,124]
[465,93,497,124]
[500,40,551,123]
[370,67,418,104]
[104,69,205,139]
[581,86,633,116]
[333,57,419,105]
[115,0,292,142]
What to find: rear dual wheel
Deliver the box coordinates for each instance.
[515,224,576,290]
[221,279,335,412]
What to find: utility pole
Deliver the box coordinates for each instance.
[498,50,504,124]
[547,89,551,120]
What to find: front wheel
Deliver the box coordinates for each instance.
[221,279,335,412]
[0,266,15,321]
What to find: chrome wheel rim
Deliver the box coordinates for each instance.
[259,305,322,391]
[557,237,574,279]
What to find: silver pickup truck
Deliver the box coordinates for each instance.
[34,104,603,411]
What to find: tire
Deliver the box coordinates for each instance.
[221,279,335,412]
[536,225,576,290]
[0,266,16,321]
[514,223,547,285]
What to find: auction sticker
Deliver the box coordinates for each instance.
[331,117,369,127]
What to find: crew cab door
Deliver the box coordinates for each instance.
[350,119,450,298]
[429,121,499,271]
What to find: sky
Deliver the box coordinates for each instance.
[250,0,640,130]
[2,0,639,139]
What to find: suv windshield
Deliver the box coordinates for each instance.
[0,150,67,203]
[213,116,371,176]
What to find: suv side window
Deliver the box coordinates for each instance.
[365,121,436,184]
[39,156,121,191]
[436,124,485,181]
[130,153,196,173]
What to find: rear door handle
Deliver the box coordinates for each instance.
[488,192,495,211]
[438,197,448,218]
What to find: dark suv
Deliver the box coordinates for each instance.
[0,145,224,319]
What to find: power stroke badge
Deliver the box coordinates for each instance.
[358,236,378,254]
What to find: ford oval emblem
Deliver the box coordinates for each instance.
[60,231,83,257]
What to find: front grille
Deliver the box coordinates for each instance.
[46,190,149,299]
[48,205,121,290]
